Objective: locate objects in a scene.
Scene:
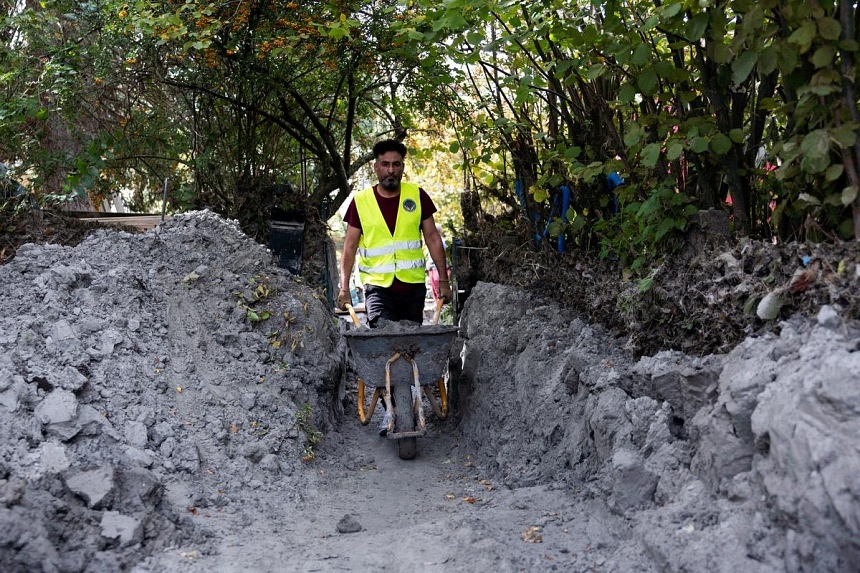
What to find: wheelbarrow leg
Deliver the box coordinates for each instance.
[422,378,448,420]
[356,378,382,426]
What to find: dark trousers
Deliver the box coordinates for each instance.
[364,283,426,328]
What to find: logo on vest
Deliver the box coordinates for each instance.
[402,198,417,212]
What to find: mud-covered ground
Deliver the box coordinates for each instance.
[456,209,860,357]
[5,207,859,357]
[1,207,859,572]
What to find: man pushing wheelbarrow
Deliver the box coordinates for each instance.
[336,139,455,459]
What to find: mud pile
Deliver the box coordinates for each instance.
[1,211,858,572]
[0,211,343,572]
[456,281,860,571]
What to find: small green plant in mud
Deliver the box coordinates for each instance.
[233,276,276,323]
[249,420,269,437]
[437,303,455,325]
[296,403,323,461]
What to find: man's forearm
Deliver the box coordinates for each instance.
[339,257,354,290]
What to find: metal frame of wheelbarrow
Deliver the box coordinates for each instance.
[343,303,455,441]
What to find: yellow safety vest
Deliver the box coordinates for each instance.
[355,183,426,287]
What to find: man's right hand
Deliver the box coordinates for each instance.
[439,281,453,304]
[336,288,352,310]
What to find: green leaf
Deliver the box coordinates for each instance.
[811,45,835,68]
[641,143,662,167]
[686,13,709,41]
[787,21,816,53]
[666,142,684,160]
[732,50,758,84]
[624,123,643,147]
[839,39,859,52]
[662,3,682,18]
[632,43,650,66]
[466,30,484,45]
[689,137,709,153]
[832,124,858,147]
[618,83,637,103]
[655,217,675,240]
[798,193,821,205]
[842,185,858,206]
[805,84,841,96]
[800,153,830,173]
[328,26,348,40]
[729,129,745,143]
[637,67,658,95]
[758,46,778,74]
[825,163,844,182]
[710,133,732,155]
[564,146,582,160]
[800,129,829,158]
[824,191,844,206]
[817,17,841,41]
[637,277,654,293]
[586,63,605,80]
[710,42,732,64]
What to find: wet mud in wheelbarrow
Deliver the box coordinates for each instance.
[343,324,459,460]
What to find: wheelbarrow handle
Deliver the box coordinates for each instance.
[345,303,362,328]
[431,298,444,325]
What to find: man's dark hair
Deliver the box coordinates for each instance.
[373,139,407,159]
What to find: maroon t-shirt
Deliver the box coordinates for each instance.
[344,184,437,292]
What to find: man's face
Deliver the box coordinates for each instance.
[374,151,404,191]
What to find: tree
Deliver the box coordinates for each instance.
[400,0,859,255]
[108,0,463,230]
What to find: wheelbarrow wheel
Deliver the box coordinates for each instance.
[393,382,417,460]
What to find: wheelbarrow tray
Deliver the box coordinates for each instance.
[343,325,459,387]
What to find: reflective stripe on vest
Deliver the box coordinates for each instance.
[355,183,425,287]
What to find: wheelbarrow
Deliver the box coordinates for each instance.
[341,303,458,460]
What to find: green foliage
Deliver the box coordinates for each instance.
[2,0,859,275]
[296,403,323,461]
[233,276,276,324]
[407,0,859,246]
[595,184,698,272]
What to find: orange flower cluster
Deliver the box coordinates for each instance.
[231,1,251,31]
[259,36,289,53]
[203,47,218,68]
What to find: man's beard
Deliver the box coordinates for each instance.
[379,176,400,191]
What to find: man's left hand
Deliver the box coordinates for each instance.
[439,281,453,304]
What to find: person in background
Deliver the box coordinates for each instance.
[427,223,451,306]
[337,139,452,328]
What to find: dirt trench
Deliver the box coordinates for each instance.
[0,211,858,573]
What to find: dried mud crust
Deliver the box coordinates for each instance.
[0,209,142,265]
[5,208,858,357]
[459,220,860,357]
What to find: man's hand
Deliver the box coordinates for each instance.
[439,281,453,304]
[336,288,352,310]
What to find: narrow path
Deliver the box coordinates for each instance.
[136,399,637,573]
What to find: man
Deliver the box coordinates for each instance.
[337,139,452,327]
